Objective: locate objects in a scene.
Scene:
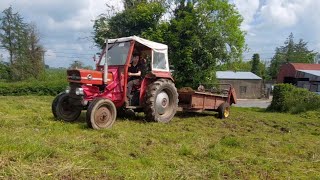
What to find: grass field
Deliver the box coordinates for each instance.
[0,96,319,179]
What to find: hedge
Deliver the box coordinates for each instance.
[267,84,320,113]
[0,81,67,96]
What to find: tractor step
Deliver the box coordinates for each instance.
[126,105,143,109]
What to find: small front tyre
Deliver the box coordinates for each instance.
[52,93,82,122]
[86,98,117,129]
[218,102,230,119]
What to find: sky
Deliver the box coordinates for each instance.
[0,0,320,68]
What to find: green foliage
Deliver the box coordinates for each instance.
[69,61,93,70]
[0,6,44,81]
[93,0,245,88]
[93,1,165,48]
[268,84,320,113]
[0,69,67,96]
[269,33,317,79]
[217,60,251,72]
[251,53,260,76]
[164,0,245,87]
[0,60,10,80]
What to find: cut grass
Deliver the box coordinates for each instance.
[0,96,319,179]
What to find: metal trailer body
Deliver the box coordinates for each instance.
[177,84,237,118]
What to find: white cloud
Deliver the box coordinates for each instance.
[259,0,310,28]
[0,0,123,67]
[233,0,260,30]
[232,0,320,60]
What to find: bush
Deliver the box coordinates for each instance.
[0,69,67,96]
[267,84,320,113]
[0,81,67,96]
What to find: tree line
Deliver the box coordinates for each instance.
[0,2,317,85]
[0,6,45,81]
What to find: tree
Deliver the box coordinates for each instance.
[0,6,45,80]
[162,0,245,87]
[0,6,27,65]
[25,23,45,79]
[251,53,260,76]
[269,33,317,79]
[0,55,10,79]
[217,60,251,72]
[69,61,93,70]
[93,1,165,47]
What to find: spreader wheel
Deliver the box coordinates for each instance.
[86,98,117,129]
[218,102,230,119]
[52,93,82,122]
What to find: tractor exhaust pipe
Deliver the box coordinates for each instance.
[104,39,109,84]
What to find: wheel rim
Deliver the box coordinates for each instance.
[94,105,114,128]
[155,91,170,115]
[224,107,230,117]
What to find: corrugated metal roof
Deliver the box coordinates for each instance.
[291,63,320,70]
[298,70,320,77]
[216,71,262,80]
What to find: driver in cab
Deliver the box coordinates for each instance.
[126,54,144,102]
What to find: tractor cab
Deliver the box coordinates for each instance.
[53,36,178,129]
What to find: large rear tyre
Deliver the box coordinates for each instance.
[86,98,117,129]
[144,79,178,123]
[218,102,230,119]
[52,93,82,122]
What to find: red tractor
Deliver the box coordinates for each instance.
[52,36,179,129]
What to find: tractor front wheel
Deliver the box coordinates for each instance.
[86,98,117,129]
[52,93,82,122]
[144,79,178,123]
[218,102,230,119]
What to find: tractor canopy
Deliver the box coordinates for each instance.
[107,36,170,72]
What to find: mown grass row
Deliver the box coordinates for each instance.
[0,96,319,179]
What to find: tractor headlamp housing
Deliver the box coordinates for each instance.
[75,88,84,96]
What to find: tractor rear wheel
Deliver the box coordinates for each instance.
[144,79,178,123]
[52,93,82,122]
[218,102,230,119]
[86,98,117,129]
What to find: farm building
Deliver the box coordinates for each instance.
[277,63,320,94]
[216,71,262,99]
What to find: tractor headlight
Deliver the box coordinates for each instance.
[75,88,84,95]
[65,86,70,94]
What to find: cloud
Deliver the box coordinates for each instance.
[259,0,310,28]
[0,0,123,67]
[232,0,320,60]
[233,0,260,31]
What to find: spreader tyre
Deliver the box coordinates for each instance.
[86,98,117,129]
[144,79,178,123]
[218,102,230,119]
[52,93,82,122]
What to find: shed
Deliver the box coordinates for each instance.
[216,71,262,99]
[277,63,320,83]
[277,63,320,93]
